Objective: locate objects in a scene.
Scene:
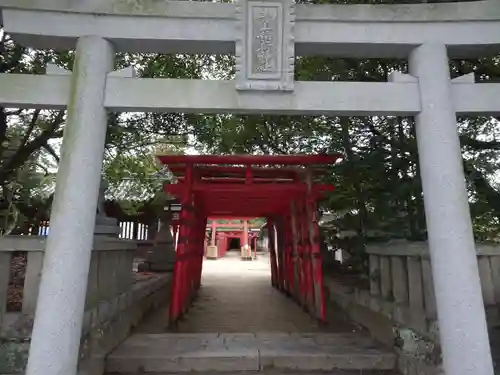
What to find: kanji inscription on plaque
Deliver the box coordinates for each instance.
[235,0,295,91]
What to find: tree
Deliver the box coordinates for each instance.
[185,23,500,264]
[103,136,188,215]
[1,0,499,250]
[0,25,212,230]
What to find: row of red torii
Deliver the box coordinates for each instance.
[171,218,261,261]
[158,154,337,324]
[204,220,261,260]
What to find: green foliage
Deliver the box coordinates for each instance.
[1,4,499,253]
[103,138,187,215]
[188,54,500,257]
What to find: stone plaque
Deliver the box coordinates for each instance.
[235,0,295,91]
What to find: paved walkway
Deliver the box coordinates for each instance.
[136,251,357,334]
[114,253,395,375]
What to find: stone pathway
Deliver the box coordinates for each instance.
[136,251,357,334]
[111,252,396,374]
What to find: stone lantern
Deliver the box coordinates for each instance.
[137,199,177,272]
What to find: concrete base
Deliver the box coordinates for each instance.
[206,245,218,260]
[106,332,396,373]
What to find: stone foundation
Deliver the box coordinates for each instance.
[324,276,442,375]
[0,274,172,375]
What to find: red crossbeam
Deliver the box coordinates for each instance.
[164,183,334,196]
[169,165,306,180]
[158,154,341,166]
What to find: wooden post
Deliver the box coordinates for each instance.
[211,220,216,246]
[305,169,326,323]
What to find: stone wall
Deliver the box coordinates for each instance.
[0,236,172,375]
[324,240,500,375]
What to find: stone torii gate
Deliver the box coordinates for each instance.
[0,1,499,375]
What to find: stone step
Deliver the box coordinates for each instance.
[105,332,397,373]
[107,372,397,375]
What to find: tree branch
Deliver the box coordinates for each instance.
[460,136,500,150]
[43,144,60,163]
[0,111,64,183]
[19,109,41,148]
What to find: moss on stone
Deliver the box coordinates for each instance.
[0,340,30,374]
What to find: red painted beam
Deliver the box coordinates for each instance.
[204,205,291,212]
[205,222,262,228]
[178,177,296,183]
[169,165,309,179]
[164,182,334,194]
[157,154,341,166]
[208,217,259,221]
[208,217,263,221]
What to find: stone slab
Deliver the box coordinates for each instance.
[106,338,260,373]
[106,372,397,375]
[106,332,396,372]
[4,0,500,60]
[260,349,396,371]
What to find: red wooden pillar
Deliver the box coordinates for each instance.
[282,213,293,295]
[275,217,286,292]
[267,219,279,288]
[181,194,196,315]
[218,233,227,257]
[298,198,312,310]
[290,200,304,306]
[169,164,193,324]
[211,220,216,246]
[243,219,249,250]
[216,233,222,257]
[306,172,326,323]
[193,212,207,290]
[288,211,298,299]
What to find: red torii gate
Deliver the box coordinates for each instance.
[206,220,260,259]
[158,154,339,325]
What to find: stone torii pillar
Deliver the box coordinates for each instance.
[409,43,494,375]
[25,36,114,375]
